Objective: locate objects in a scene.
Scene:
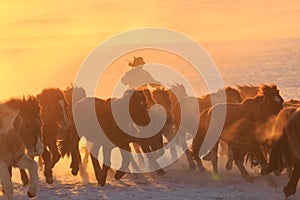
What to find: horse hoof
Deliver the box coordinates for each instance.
[98,175,107,186]
[46,177,54,184]
[225,164,233,171]
[71,169,79,176]
[245,177,254,183]
[284,186,295,198]
[156,169,166,176]
[27,191,36,198]
[114,171,126,180]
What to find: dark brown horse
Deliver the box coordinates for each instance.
[191,84,283,181]
[74,89,165,186]
[62,86,87,176]
[172,86,242,170]
[0,96,43,199]
[37,88,71,184]
[268,107,300,197]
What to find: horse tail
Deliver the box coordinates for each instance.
[57,130,72,158]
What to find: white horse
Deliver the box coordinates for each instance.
[0,97,43,200]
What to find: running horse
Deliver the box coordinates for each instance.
[62,86,87,176]
[37,88,71,184]
[268,107,300,197]
[0,96,43,200]
[172,86,242,170]
[191,84,283,181]
[74,89,165,186]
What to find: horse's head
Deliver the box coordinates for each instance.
[37,88,71,130]
[259,84,284,116]
[225,86,242,103]
[126,89,150,126]
[7,96,43,157]
[152,88,172,110]
[168,83,188,105]
[64,86,87,107]
[152,87,172,123]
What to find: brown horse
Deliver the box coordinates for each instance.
[0,96,43,200]
[268,107,300,197]
[191,84,283,181]
[62,86,87,176]
[37,88,71,184]
[74,89,165,186]
[132,87,173,170]
[172,86,242,170]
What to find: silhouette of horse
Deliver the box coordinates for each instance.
[268,107,300,197]
[172,86,242,170]
[0,96,43,200]
[132,87,173,171]
[37,88,71,184]
[191,84,283,181]
[74,89,165,186]
[62,86,87,176]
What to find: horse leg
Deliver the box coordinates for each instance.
[178,135,196,169]
[141,144,166,176]
[249,142,268,175]
[98,145,112,186]
[284,160,300,197]
[115,143,132,180]
[70,137,81,176]
[232,149,253,182]
[48,141,61,169]
[226,145,234,171]
[42,146,53,184]
[0,162,13,200]
[132,142,145,169]
[210,143,219,179]
[14,155,39,199]
[20,169,29,186]
[89,144,102,185]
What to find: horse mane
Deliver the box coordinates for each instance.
[257,84,279,96]
[0,96,40,135]
[5,96,40,115]
[236,84,259,100]
[37,88,66,106]
[64,85,87,105]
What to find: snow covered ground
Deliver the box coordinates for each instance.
[1,38,300,199]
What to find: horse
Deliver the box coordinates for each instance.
[268,107,300,197]
[60,86,87,176]
[131,86,174,170]
[37,88,71,184]
[0,96,43,200]
[74,89,165,186]
[191,84,283,181]
[172,86,242,170]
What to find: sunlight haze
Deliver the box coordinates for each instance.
[0,0,299,99]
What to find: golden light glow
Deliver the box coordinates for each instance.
[0,0,300,99]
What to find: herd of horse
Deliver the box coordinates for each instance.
[0,83,300,199]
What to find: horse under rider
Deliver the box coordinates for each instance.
[121,56,161,89]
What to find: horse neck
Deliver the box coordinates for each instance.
[243,96,271,123]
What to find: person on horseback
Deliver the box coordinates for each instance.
[121,56,161,89]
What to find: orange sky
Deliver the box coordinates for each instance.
[1,0,300,99]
